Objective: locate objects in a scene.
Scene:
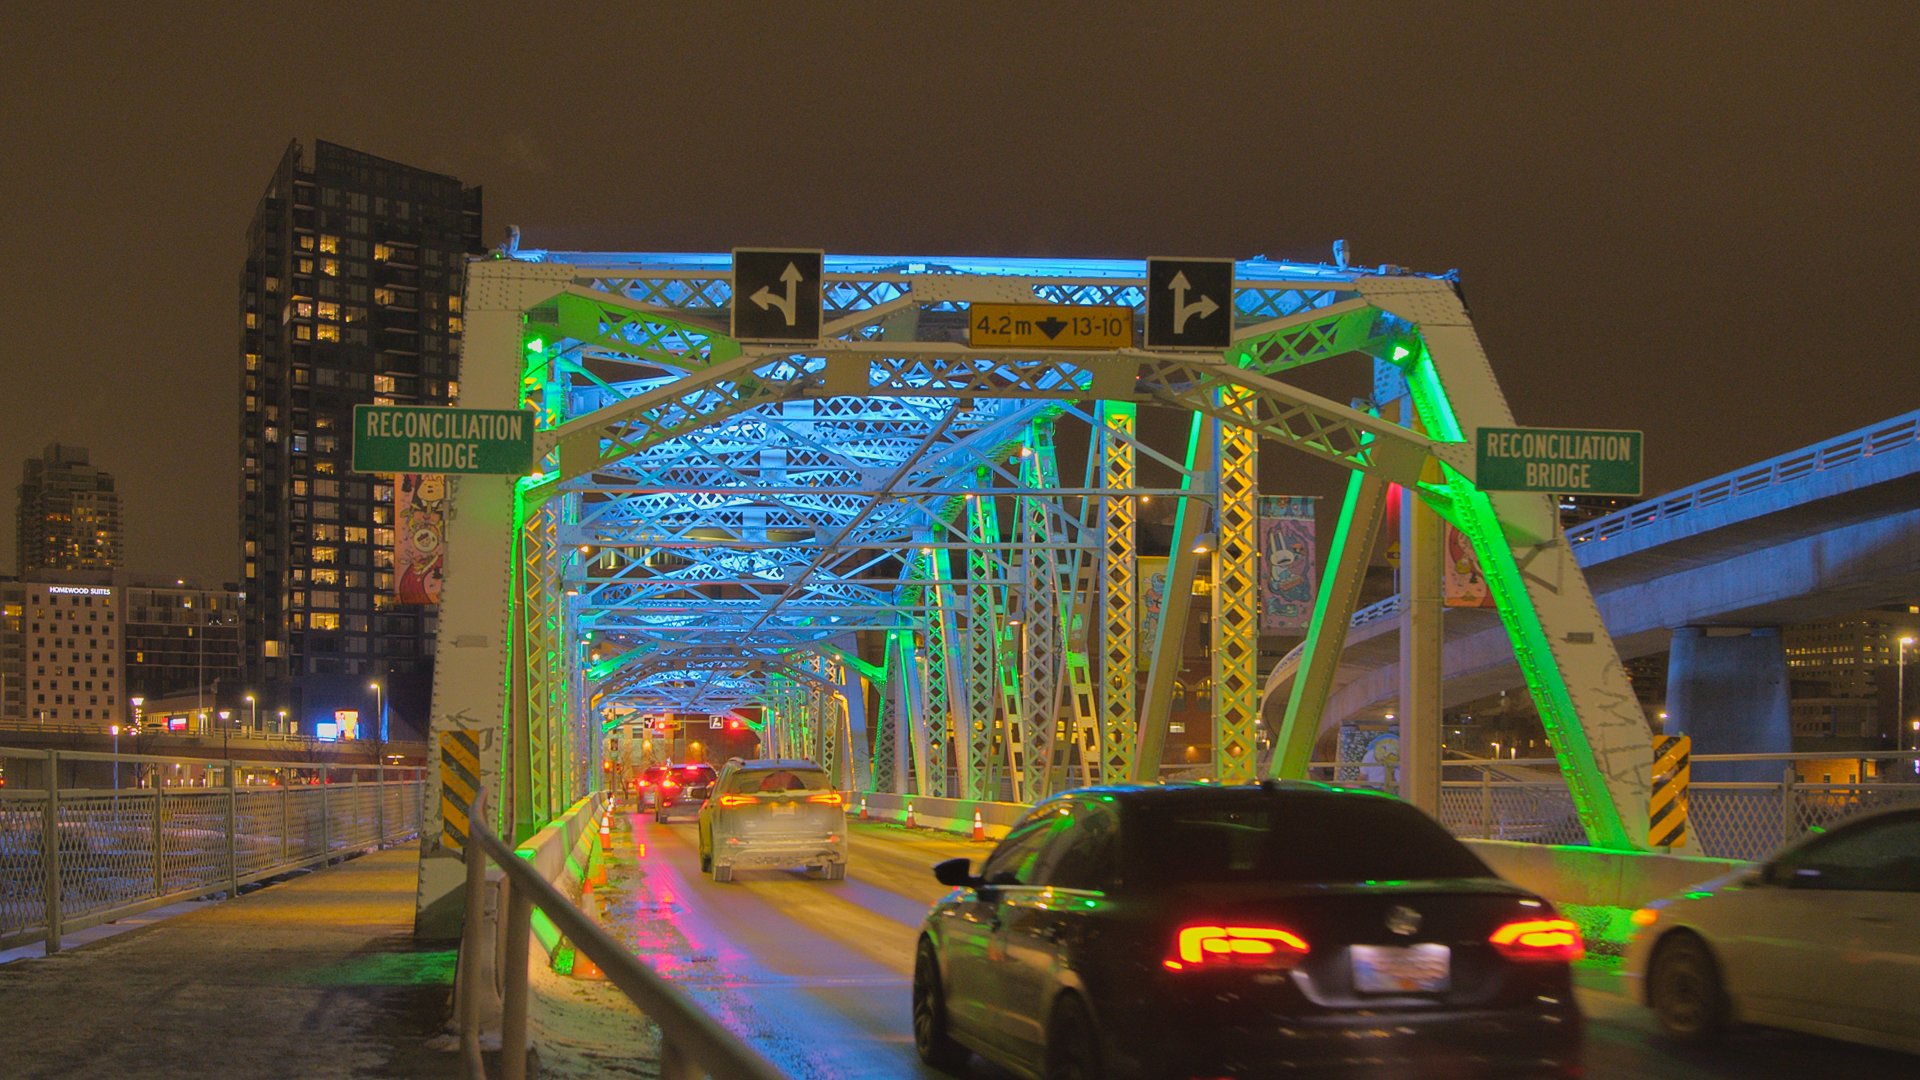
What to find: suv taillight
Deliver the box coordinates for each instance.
[807,793,843,805]
[1164,924,1310,972]
[1488,918,1583,962]
[718,794,758,808]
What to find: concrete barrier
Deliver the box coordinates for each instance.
[859,792,1026,841]
[1463,839,1746,910]
[512,791,608,960]
[857,790,1748,910]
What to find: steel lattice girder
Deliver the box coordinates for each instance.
[423,251,1653,907]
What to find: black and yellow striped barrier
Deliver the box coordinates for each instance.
[440,729,483,855]
[1650,734,1690,849]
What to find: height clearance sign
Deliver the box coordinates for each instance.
[1475,426,1643,496]
[351,405,535,475]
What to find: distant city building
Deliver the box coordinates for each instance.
[238,139,481,737]
[121,577,243,712]
[1783,608,1920,700]
[16,443,123,575]
[0,577,124,729]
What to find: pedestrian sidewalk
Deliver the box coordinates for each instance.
[0,844,461,1079]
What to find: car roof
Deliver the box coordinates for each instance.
[726,757,824,772]
[1041,778,1401,807]
[647,762,715,770]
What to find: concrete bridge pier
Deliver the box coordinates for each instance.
[1666,626,1792,781]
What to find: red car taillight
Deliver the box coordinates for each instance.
[807,793,843,805]
[717,794,758,808]
[1164,924,1310,972]
[1488,918,1583,962]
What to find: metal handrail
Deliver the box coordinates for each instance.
[1567,408,1920,548]
[459,792,787,1080]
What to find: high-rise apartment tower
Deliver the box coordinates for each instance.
[17,443,123,576]
[238,139,482,734]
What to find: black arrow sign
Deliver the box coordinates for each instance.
[1034,317,1068,339]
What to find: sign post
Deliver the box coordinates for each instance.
[351,405,535,475]
[1474,426,1643,496]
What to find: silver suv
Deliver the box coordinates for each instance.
[697,758,847,882]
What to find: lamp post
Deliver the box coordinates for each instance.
[245,692,257,732]
[1899,636,1915,741]
[368,681,384,743]
[110,723,121,804]
[277,708,288,737]
[219,709,233,758]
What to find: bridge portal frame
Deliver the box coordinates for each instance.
[413,254,1653,933]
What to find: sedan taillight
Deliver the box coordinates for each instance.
[1164,924,1310,972]
[1488,918,1583,962]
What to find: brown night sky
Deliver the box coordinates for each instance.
[2,2,1916,584]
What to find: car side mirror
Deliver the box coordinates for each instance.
[933,857,979,889]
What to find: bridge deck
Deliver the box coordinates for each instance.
[0,845,456,1079]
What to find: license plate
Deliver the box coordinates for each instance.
[1351,944,1450,993]
[771,801,798,816]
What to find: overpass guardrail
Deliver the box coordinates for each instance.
[0,745,424,955]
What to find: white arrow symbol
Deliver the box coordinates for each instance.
[1169,270,1220,335]
[749,261,805,327]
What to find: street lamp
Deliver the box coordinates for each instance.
[244,692,257,732]
[368,681,384,743]
[1899,637,1915,751]
[277,708,288,736]
[110,723,121,803]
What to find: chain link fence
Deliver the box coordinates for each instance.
[0,746,424,955]
[1307,754,1920,859]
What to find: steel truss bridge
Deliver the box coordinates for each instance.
[414,250,1654,928]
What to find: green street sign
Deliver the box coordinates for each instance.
[351,405,535,475]
[1475,426,1642,496]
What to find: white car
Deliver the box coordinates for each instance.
[1623,805,1920,1056]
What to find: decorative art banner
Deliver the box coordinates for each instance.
[1258,496,1318,632]
[1136,556,1169,667]
[1443,523,1497,609]
[394,472,448,605]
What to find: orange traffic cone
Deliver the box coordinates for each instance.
[972,808,985,842]
[906,801,916,829]
[859,795,869,820]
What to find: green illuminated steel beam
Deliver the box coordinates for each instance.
[1014,425,1062,801]
[1132,414,1215,783]
[962,476,1002,800]
[1367,275,1650,849]
[1269,466,1390,778]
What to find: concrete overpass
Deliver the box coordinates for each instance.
[1266,409,1920,741]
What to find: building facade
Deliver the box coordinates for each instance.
[121,578,244,713]
[16,443,123,575]
[238,139,481,736]
[0,579,124,729]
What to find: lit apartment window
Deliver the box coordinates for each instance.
[318,234,339,254]
[311,613,340,630]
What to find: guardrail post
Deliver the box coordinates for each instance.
[1779,765,1797,852]
[319,765,331,861]
[457,788,490,1077]
[281,778,291,866]
[43,750,63,955]
[226,760,240,898]
[153,783,166,897]
[1479,766,1493,839]
[502,878,533,1080]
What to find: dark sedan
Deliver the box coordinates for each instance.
[913,781,1583,1079]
